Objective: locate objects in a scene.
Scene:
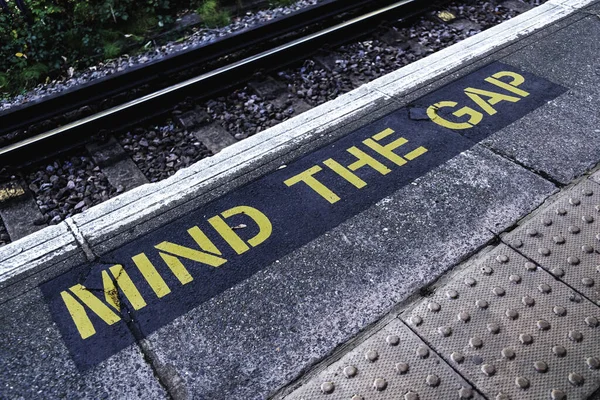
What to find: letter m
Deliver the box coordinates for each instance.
[60,265,146,339]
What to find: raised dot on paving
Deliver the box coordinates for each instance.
[286,319,480,399]
[524,261,537,271]
[568,330,583,343]
[501,348,515,360]
[496,255,509,263]
[586,357,600,370]
[458,311,470,322]
[320,381,334,394]
[550,389,566,400]
[481,266,494,275]
[552,345,567,358]
[365,349,378,362]
[481,364,495,377]
[451,352,465,363]
[505,309,519,320]
[426,374,441,387]
[584,316,599,327]
[536,320,550,331]
[515,376,530,389]
[386,335,400,346]
[458,387,474,399]
[519,333,534,345]
[487,323,500,334]
[464,277,477,286]
[372,377,387,391]
[469,337,483,349]
[416,346,429,358]
[539,247,551,256]
[404,391,419,400]
[402,243,600,399]
[568,372,584,386]
[396,362,409,374]
[476,299,488,309]
[553,306,567,316]
[522,295,535,307]
[509,274,522,284]
[343,365,357,378]
[533,361,549,373]
[582,277,595,287]
[492,286,505,296]
[438,326,452,337]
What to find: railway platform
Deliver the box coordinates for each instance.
[1,0,600,398]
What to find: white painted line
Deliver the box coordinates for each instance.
[0,0,595,285]
[0,222,79,288]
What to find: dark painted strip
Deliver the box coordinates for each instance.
[40,62,565,369]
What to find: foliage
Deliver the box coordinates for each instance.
[102,42,122,59]
[197,0,230,28]
[0,0,190,94]
[0,0,297,95]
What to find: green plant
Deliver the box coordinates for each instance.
[0,73,9,90]
[103,42,122,59]
[20,63,49,85]
[0,0,192,95]
[197,0,230,28]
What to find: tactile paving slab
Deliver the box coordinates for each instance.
[286,319,482,400]
[504,180,600,305]
[404,245,600,400]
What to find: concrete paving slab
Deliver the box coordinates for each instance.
[0,288,166,399]
[501,15,600,104]
[503,179,600,304]
[403,244,600,400]
[481,91,600,184]
[586,1,600,11]
[286,319,483,400]
[137,145,554,399]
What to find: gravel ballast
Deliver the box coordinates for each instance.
[24,152,118,225]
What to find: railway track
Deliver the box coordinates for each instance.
[0,0,538,246]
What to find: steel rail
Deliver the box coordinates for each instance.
[0,0,426,163]
[0,0,405,137]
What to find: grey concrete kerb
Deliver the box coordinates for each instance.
[0,0,596,294]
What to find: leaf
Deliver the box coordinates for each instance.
[15,52,25,58]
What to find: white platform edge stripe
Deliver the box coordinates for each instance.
[0,0,595,283]
[70,1,572,240]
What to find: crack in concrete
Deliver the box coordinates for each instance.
[480,142,565,187]
[65,218,96,262]
[101,260,187,400]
